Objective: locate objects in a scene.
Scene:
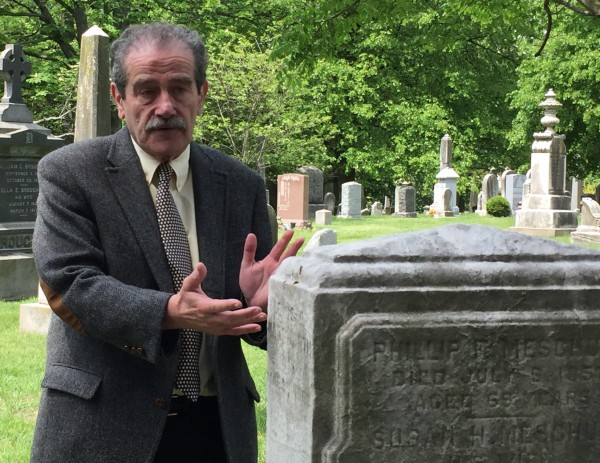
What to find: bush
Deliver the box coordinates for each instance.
[485,196,512,217]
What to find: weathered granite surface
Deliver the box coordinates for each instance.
[267,223,600,463]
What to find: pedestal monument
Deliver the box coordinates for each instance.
[431,134,459,217]
[512,89,578,237]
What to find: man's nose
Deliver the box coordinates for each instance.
[154,90,176,117]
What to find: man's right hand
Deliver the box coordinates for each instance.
[161,263,267,335]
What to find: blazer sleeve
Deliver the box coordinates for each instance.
[33,148,171,364]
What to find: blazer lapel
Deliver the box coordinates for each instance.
[105,128,174,292]
[190,144,227,298]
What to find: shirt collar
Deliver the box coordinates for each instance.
[132,137,190,192]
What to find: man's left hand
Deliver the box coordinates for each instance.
[239,229,304,311]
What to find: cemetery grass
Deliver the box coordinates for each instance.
[2,214,600,463]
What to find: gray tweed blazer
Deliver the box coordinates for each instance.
[30,127,271,463]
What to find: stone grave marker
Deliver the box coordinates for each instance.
[500,168,516,197]
[394,182,417,218]
[297,166,326,219]
[570,177,583,212]
[303,228,337,253]
[476,169,499,216]
[21,27,109,331]
[339,182,362,218]
[505,173,526,215]
[430,134,459,216]
[371,201,383,216]
[570,197,600,245]
[267,223,600,463]
[277,173,310,228]
[0,43,64,300]
[512,90,578,236]
[324,192,336,214]
[315,209,332,226]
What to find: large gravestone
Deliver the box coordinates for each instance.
[267,223,600,463]
[339,182,362,219]
[476,169,499,216]
[20,27,110,330]
[277,173,310,228]
[394,182,417,218]
[297,166,327,219]
[0,44,63,300]
[431,134,459,216]
[512,90,578,236]
[505,173,526,215]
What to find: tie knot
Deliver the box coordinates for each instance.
[157,163,174,188]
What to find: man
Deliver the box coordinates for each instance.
[30,23,302,463]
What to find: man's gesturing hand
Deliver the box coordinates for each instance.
[239,229,304,311]
[162,263,267,335]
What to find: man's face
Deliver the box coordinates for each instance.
[111,40,208,162]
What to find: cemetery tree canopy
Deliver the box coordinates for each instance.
[1,0,600,204]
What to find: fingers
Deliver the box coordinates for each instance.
[241,233,258,268]
[269,230,304,262]
[200,305,267,336]
[180,262,207,292]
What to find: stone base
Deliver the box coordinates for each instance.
[393,212,417,218]
[0,254,38,300]
[435,211,456,218]
[308,203,327,220]
[19,302,51,334]
[281,219,311,229]
[509,226,576,237]
[514,208,578,230]
[571,231,600,245]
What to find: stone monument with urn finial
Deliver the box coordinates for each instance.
[511,89,578,237]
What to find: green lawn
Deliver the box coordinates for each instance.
[2,213,599,462]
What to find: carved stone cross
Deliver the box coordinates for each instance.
[0,44,32,104]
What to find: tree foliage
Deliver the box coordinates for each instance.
[1,0,599,207]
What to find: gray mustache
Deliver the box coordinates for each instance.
[145,116,186,131]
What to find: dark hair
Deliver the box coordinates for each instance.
[110,23,207,97]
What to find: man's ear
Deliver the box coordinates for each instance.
[197,80,209,114]
[111,82,126,120]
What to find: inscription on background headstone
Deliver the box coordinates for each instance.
[268,224,600,463]
[0,159,38,222]
[0,43,63,300]
[277,173,309,227]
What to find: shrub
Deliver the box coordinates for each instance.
[486,196,512,217]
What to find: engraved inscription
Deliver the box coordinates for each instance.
[0,160,39,222]
[326,316,600,462]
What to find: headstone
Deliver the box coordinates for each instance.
[383,196,391,215]
[339,182,362,219]
[570,177,583,212]
[21,28,109,332]
[267,223,600,463]
[394,183,417,218]
[469,190,478,213]
[73,26,111,142]
[324,192,336,214]
[476,169,499,216]
[267,204,278,246]
[435,188,455,218]
[277,173,310,228]
[431,134,459,216]
[315,209,332,226]
[371,201,383,216]
[500,168,516,197]
[297,166,327,220]
[505,173,526,215]
[0,43,64,301]
[570,197,600,245]
[512,90,578,237]
[303,228,337,253]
